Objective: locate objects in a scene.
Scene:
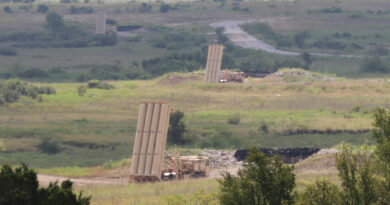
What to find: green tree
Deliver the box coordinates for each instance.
[3,6,12,13]
[360,56,389,73]
[294,32,310,49]
[335,143,378,205]
[301,52,313,66]
[37,4,49,14]
[45,12,65,33]
[0,164,91,204]
[167,110,186,145]
[372,108,390,202]
[297,178,342,205]
[218,148,296,205]
[160,3,170,13]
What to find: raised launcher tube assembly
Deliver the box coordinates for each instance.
[204,44,225,83]
[129,102,171,182]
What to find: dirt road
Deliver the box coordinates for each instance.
[210,19,359,58]
[38,174,128,186]
[38,167,240,186]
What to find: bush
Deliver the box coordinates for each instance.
[3,6,12,13]
[37,86,56,94]
[87,79,101,88]
[78,85,87,96]
[160,3,171,13]
[0,47,17,56]
[37,4,49,14]
[218,148,296,204]
[37,138,61,154]
[312,39,347,50]
[18,68,49,78]
[0,164,91,204]
[168,110,187,145]
[0,79,55,104]
[69,6,93,14]
[45,12,65,33]
[227,114,240,125]
[139,2,152,13]
[336,143,378,204]
[297,178,342,205]
[360,56,389,73]
[259,123,269,133]
[86,79,115,89]
[106,18,117,25]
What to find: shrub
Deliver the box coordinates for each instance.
[37,138,61,154]
[37,86,56,94]
[139,2,152,13]
[69,6,93,14]
[297,178,342,205]
[106,18,117,25]
[87,79,115,89]
[259,123,269,133]
[160,3,171,13]
[0,79,56,104]
[18,68,49,78]
[0,164,91,204]
[294,32,310,48]
[45,12,65,33]
[78,85,87,96]
[37,4,49,14]
[227,114,240,125]
[87,79,101,88]
[360,56,389,73]
[97,82,115,89]
[168,110,187,145]
[3,6,12,13]
[0,47,17,56]
[218,148,296,204]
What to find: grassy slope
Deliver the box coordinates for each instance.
[74,153,340,205]
[0,71,388,167]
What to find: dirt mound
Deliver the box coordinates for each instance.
[264,68,336,82]
[294,152,338,175]
[157,73,202,86]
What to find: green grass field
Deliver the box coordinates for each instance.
[0,70,386,168]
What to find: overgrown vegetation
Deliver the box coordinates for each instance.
[0,164,91,204]
[0,79,56,105]
[218,148,296,204]
[0,12,116,48]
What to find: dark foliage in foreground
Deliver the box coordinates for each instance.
[0,164,91,205]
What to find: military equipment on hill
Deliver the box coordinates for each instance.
[129,102,210,182]
[162,153,211,180]
[95,9,106,34]
[219,70,245,83]
[204,44,224,83]
[129,102,171,182]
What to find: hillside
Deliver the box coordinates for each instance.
[0,70,385,168]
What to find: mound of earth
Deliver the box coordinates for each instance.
[157,73,202,85]
[264,68,336,82]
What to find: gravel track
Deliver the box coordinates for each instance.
[210,19,360,58]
